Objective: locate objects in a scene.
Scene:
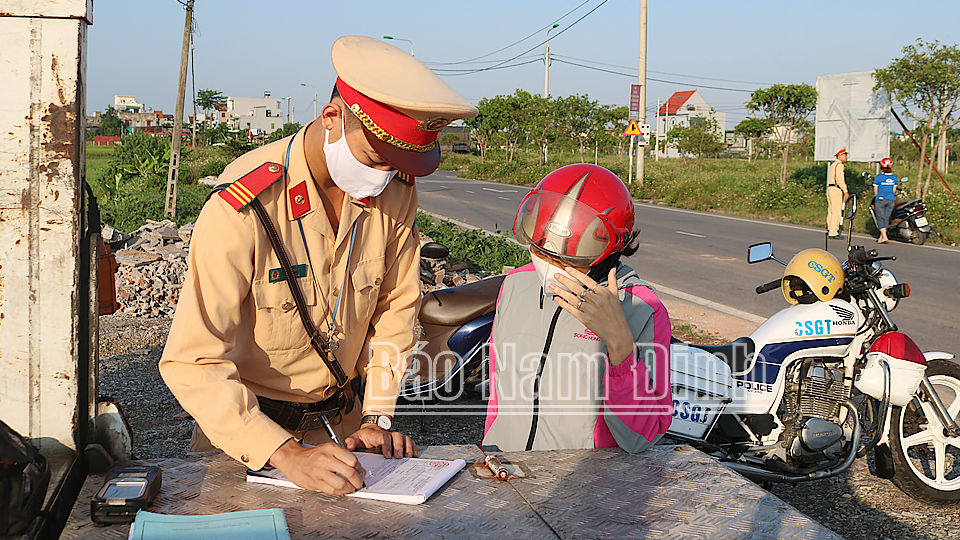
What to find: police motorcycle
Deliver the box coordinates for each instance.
[864,174,934,245]
[398,241,501,402]
[668,195,960,504]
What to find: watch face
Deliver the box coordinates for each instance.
[377,416,392,431]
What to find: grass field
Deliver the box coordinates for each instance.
[85,143,115,183]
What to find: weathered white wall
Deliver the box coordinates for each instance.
[0,1,91,453]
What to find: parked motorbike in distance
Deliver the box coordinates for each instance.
[399,242,501,403]
[668,195,960,504]
[866,174,935,245]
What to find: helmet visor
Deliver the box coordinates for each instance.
[514,191,615,267]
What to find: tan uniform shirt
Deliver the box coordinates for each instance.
[159,128,420,469]
[828,159,847,193]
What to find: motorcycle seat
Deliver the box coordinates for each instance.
[893,198,919,210]
[672,336,756,374]
[419,275,505,327]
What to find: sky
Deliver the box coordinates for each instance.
[86,0,960,132]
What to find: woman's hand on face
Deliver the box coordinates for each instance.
[550,266,635,366]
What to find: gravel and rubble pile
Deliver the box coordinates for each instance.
[96,228,960,540]
[104,220,192,318]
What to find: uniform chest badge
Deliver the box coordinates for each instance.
[289,181,310,219]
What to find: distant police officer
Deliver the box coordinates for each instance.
[826,146,850,238]
[160,36,478,496]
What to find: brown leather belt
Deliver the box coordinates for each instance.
[257,377,360,432]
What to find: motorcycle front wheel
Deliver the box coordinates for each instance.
[890,359,960,504]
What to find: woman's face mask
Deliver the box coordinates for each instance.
[323,115,397,200]
[530,248,578,296]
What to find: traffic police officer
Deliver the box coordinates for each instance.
[160,36,478,495]
[826,146,849,238]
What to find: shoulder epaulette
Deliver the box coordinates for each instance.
[396,171,415,186]
[218,162,284,211]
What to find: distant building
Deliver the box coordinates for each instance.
[654,90,726,158]
[198,102,230,127]
[114,95,145,113]
[86,96,176,134]
[226,92,284,136]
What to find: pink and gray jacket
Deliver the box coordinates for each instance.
[482,263,672,453]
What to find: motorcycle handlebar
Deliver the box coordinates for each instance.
[850,248,878,263]
[756,279,781,294]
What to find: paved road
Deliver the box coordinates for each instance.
[417,170,960,356]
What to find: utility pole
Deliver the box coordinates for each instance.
[190,38,197,148]
[544,24,559,98]
[654,97,660,161]
[165,0,194,218]
[636,0,647,188]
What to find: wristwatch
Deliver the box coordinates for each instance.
[360,415,393,431]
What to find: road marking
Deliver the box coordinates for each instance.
[465,190,475,194]
[676,231,705,238]
[483,187,518,193]
[419,209,763,325]
[498,196,511,201]
[645,281,766,325]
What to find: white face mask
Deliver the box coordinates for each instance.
[323,116,397,199]
[530,251,577,296]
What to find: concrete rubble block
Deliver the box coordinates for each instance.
[178,223,194,245]
[101,224,118,242]
[153,245,188,262]
[154,226,181,242]
[199,176,220,186]
[115,250,163,267]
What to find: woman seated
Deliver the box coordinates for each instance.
[482,164,672,453]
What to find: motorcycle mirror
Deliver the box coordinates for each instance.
[747,242,774,264]
[421,242,451,259]
[844,194,858,220]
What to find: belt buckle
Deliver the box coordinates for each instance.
[296,412,326,432]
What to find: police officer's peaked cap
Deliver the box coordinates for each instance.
[331,35,478,177]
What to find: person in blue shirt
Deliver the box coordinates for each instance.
[873,157,899,243]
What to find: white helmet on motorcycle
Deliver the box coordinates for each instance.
[781,249,844,305]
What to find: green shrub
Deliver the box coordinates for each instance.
[416,211,529,274]
[754,182,810,211]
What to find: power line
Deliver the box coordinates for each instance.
[433,0,610,76]
[551,54,773,86]
[425,0,594,66]
[431,57,545,74]
[550,58,755,93]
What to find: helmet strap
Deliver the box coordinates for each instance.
[588,253,622,284]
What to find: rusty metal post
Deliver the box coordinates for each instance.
[0,0,93,454]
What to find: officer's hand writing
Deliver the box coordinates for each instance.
[551,267,635,366]
[268,438,365,495]
[346,425,418,459]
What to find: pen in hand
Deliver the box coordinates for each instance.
[319,411,366,489]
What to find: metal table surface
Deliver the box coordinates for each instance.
[60,445,840,540]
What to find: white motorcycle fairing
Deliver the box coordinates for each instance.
[728,298,863,415]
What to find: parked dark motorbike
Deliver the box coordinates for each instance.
[866,175,934,245]
[399,242,501,401]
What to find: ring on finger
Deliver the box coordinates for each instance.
[592,284,601,293]
[577,299,584,310]
[579,289,589,299]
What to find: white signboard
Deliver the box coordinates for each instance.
[814,71,890,162]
